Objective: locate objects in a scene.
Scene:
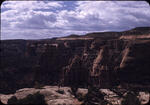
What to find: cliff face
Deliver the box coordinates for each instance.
[0,27,150,94]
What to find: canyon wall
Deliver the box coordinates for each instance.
[0,27,150,94]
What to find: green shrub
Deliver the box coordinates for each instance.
[56,89,65,94]
[7,96,18,104]
[121,91,141,105]
[82,86,109,105]
[76,93,85,101]
[71,86,78,98]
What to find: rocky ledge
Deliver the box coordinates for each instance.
[0,86,150,105]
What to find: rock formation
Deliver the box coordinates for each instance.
[0,27,150,94]
[0,86,149,105]
[0,86,81,105]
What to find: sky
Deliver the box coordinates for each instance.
[1,1,150,39]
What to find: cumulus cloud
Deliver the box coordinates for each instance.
[75,1,150,31]
[1,1,150,39]
[1,1,63,11]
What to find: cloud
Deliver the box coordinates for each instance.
[15,12,57,29]
[1,1,150,39]
[1,1,63,11]
[75,1,150,30]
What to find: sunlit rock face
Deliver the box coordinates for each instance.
[0,27,150,94]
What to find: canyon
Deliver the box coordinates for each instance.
[0,27,150,94]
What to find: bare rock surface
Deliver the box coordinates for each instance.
[1,86,150,105]
[138,92,150,105]
[0,86,81,105]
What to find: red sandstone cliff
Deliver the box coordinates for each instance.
[0,27,150,94]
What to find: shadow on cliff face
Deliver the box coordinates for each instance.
[117,42,150,86]
[0,27,150,94]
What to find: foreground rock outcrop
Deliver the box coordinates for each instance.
[0,86,81,105]
[0,27,150,94]
[0,86,149,105]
